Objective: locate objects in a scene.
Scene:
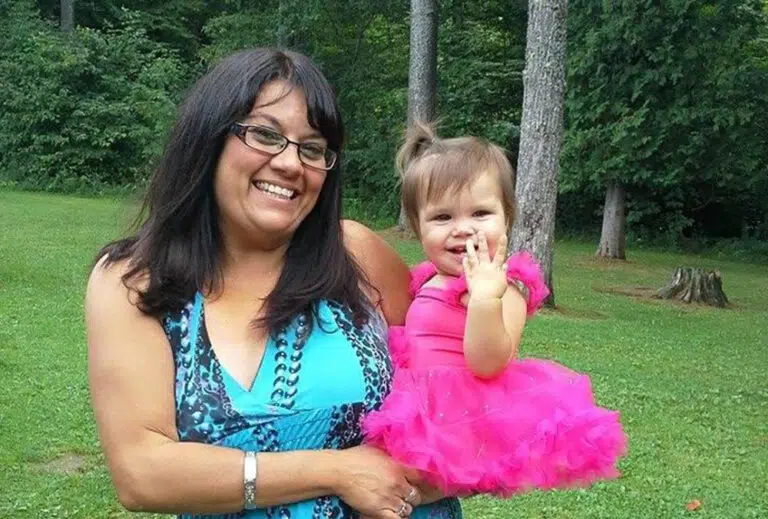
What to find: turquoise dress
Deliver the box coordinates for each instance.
[163,293,463,519]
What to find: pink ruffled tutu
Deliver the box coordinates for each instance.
[365,358,626,496]
[363,254,627,497]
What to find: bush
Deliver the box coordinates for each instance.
[0,3,187,194]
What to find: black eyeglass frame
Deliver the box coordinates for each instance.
[229,122,338,171]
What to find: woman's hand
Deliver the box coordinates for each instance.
[332,445,422,518]
[410,480,447,505]
[359,475,449,519]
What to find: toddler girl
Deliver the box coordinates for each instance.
[363,123,627,498]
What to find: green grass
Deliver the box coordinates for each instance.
[1,191,766,518]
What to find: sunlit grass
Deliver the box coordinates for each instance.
[1,191,766,518]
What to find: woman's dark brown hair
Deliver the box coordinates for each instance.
[96,48,373,334]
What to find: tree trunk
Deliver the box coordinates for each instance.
[655,267,729,307]
[596,180,627,259]
[60,0,74,32]
[509,0,568,307]
[398,0,438,232]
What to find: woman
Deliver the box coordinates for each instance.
[85,48,462,519]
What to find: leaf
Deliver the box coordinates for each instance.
[685,499,702,511]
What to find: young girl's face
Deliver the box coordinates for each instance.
[417,171,508,277]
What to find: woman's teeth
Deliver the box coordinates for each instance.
[254,181,295,200]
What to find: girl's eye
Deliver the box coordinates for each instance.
[433,214,451,221]
[473,210,492,217]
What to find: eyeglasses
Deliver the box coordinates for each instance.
[230,123,338,171]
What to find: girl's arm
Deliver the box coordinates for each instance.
[462,234,528,378]
[464,286,527,378]
[86,259,418,517]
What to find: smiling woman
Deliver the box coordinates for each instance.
[84,48,461,519]
[213,80,329,251]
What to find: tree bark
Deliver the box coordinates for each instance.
[596,180,627,259]
[509,0,568,307]
[398,0,438,232]
[60,0,74,33]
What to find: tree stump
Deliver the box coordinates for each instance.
[655,267,729,307]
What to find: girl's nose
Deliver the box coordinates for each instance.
[451,220,476,238]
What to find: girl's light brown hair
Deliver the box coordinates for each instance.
[397,121,516,237]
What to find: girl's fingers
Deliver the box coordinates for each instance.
[493,234,508,267]
[465,238,478,265]
[462,255,471,276]
[477,232,491,262]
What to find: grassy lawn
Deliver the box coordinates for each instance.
[1,190,766,518]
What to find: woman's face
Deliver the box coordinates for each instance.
[214,80,330,251]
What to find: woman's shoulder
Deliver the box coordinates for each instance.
[341,220,411,326]
[87,253,148,302]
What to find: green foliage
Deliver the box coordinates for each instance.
[438,0,527,151]
[4,0,767,244]
[35,0,227,62]
[0,1,187,193]
[562,0,768,239]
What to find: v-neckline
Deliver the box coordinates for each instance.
[197,296,271,394]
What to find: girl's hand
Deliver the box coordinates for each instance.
[333,445,422,518]
[463,232,508,301]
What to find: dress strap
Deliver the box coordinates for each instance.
[439,252,550,316]
[505,252,550,315]
[189,292,204,347]
[408,261,438,296]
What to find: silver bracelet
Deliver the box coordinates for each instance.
[511,278,529,300]
[243,451,258,510]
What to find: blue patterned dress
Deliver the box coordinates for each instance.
[162,293,463,519]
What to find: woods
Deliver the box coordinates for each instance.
[1,0,767,260]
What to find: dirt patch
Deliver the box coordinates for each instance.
[33,453,89,475]
[597,285,659,299]
[595,284,737,310]
[569,255,667,278]
[544,306,609,320]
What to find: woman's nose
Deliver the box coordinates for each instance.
[269,142,304,178]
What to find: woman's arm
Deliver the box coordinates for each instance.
[86,259,417,517]
[341,223,450,506]
[342,220,411,326]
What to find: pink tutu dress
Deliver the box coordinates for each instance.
[363,253,627,497]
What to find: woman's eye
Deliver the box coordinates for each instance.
[300,143,326,160]
[250,127,284,145]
